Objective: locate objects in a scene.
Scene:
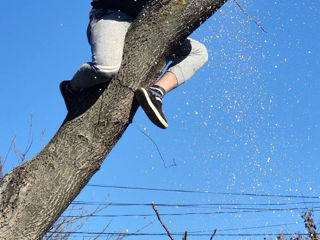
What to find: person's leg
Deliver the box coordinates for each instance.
[135,38,208,129]
[60,9,133,111]
[157,38,208,92]
[70,9,133,91]
[153,72,178,93]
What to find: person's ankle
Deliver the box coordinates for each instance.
[149,85,166,101]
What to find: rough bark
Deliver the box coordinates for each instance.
[0,0,226,239]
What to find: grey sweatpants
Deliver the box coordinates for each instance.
[71,9,208,89]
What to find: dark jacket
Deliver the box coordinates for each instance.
[91,0,148,18]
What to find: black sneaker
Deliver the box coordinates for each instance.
[135,87,168,129]
[59,80,76,112]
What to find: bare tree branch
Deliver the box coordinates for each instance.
[44,204,110,240]
[12,114,33,164]
[152,202,175,240]
[2,136,15,171]
[93,221,113,240]
[134,122,176,168]
[209,229,217,240]
[116,221,154,240]
[233,0,267,33]
[182,231,187,240]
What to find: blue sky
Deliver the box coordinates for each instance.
[0,0,319,239]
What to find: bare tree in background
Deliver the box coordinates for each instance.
[42,205,111,240]
[0,0,227,239]
[276,210,319,240]
[302,211,319,240]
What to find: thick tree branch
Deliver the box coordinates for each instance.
[0,1,227,239]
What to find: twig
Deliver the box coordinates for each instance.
[1,136,16,179]
[41,128,46,147]
[134,122,176,168]
[233,0,267,33]
[210,229,217,240]
[13,138,23,164]
[24,113,34,158]
[135,221,154,233]
[93,221,112,240]
[45,203,111,240]
[117,221,154,240]
[13,113,34,164]
[152,202,175,240]
[182,231,187,240]
[3,136,15,168]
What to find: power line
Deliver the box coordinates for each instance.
[193,222,302,233]
[87,184,320,199]
[71,200,320,208]
[48,222,305,239]
[62,208,320,218]
[48,231,309,237]
[69,202,320,214]
[48,220,307,238]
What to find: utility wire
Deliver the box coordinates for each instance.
[48,221,308,238]
[62,208,320,218]
[48,231,309,237]
[189,222,302,233]
[68,203,320,214]
[71,200,320,208]
[87,184,320,199]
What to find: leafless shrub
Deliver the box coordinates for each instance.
[42,204,110,240]
[302,211,319,240]
[276,210,318,240]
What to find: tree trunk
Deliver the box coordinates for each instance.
[0,0,226,239]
